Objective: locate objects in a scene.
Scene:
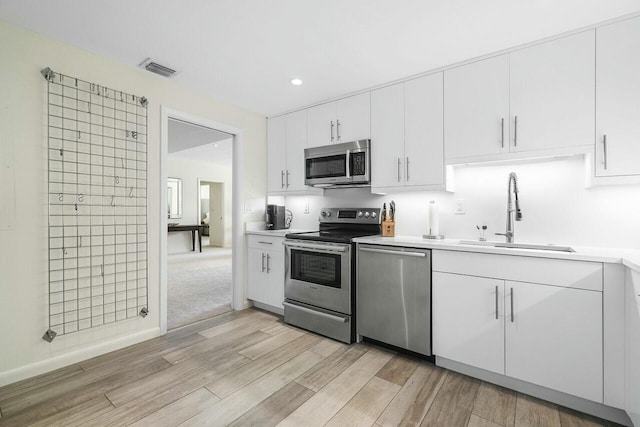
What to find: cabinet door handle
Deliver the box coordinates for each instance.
[330,121,334,142]
[261,252,266,272]
[336,119,341,141]
[501,118,505,148]
[510,287,514,322]
[406,157,410,181]
[513,115,518,147]
[281,170,285,188]
[602,135,608,170]
[286,170,290,188]
[397,158,401,182]
[266,254,271,273]
[495,285,499,320]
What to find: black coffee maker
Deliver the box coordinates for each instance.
[266,204,286,230]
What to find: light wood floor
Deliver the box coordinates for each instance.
[0,308,620,427]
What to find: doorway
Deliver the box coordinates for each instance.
[199,181,225,248]
[165,117,234,329]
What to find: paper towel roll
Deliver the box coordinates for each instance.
[428,201,439,236]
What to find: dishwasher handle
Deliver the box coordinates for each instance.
[359,247,426,258]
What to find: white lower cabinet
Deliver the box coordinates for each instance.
[625,270,640,426]
[433,272,504,375]
[433,251,603,403]
[246,236,284,311]
[505,280,602,403]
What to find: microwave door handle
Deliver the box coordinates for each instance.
[345,150,350,178]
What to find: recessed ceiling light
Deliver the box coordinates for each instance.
[213,143,219,148]
[290,77,303,86]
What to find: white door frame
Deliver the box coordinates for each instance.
[160,106,245,335]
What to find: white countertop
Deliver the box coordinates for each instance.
[245,228,312,237]
[353,235,640,272]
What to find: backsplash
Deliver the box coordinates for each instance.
[277,156,640,249]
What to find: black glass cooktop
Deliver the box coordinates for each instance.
[286,227,380,244]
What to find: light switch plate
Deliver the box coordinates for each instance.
[454,199,466,215]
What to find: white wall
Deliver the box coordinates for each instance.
[0,21,266,385]
[284,156,640,249]
[167,155,233,252]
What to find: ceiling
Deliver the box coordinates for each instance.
[168,119,232,166]
[2,1,639,116]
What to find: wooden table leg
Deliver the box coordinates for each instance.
[198,228,202,252]
[191,230,195,251]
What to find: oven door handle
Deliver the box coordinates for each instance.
[283,301,349,323]
[284,242,349,253]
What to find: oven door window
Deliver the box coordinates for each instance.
[290,249,342,289]
[306,155,347,179]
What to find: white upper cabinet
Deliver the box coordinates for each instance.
[510,31,595,153]
[444,55,510,160]
[307,102,336,148]
[335,92,371,143]
[267,115,287,193]
[371,75,446,191]
[596,17,640,177]
[267,112,320,195]
[307,93,371,148]
[285,110,307,192]
[405,73,444,187]
[371,83,405,189]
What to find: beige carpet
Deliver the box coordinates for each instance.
[167,246,232,329]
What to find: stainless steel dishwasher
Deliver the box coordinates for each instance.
[356,244,431,355]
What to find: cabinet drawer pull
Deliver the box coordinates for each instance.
[602,135,608,170]
[510,287,514,323]
[261,252,266,272]
[258,241,273,245]
[495,285,499,320]
[514,115,518,147]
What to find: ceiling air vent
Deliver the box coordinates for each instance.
[139,58,176,78]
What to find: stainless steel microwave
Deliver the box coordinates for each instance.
[304,140,371,187]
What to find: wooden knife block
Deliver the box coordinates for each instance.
[382,220,395,237]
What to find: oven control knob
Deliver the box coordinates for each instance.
[321,211,326,217]
[364,211,370,218]
[326,211,331,217]
[358,211,363,217]
[371,212,377,219]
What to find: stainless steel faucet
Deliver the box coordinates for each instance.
[495,172,523,243]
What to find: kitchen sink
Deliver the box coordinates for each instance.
[458,240,575,253]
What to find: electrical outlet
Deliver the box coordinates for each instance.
[244,203,253,214]
[454,199,466,215]
[304,202,310,214]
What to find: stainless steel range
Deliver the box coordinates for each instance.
[283,207,381,343]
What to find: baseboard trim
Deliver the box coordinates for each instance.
[251,301,284,316]
[0,327,161,388]
[436,357,632,427]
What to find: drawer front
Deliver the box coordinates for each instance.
[433,250,602,291]
[247,234,284,250]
